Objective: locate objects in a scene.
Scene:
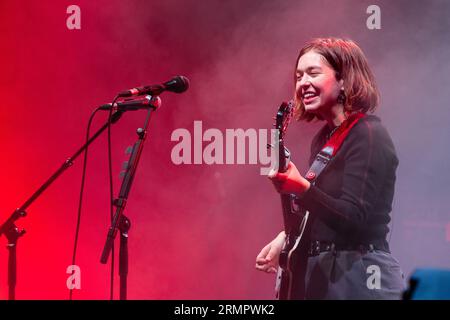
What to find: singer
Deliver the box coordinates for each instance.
[255,38,405,299]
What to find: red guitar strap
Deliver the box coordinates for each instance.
[305,112,365,182]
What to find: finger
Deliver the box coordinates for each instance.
[256,246,270,261]
[267,267,278,273]
[255,263,269,271]
[268,169,288,181]
[267,167,277,178]
[256,257,268,265]
[269,172,288,183]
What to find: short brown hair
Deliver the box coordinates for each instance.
[294,38,380,121]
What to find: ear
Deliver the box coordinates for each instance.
[338,79,344,91]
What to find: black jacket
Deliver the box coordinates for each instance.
[299,115,398,252]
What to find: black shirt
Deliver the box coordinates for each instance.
[299,115,398,252]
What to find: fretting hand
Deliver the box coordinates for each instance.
[268,162,311,196]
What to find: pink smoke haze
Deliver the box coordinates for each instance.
[0,0,449,299]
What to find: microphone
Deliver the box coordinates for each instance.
[118,75,190,97]
[99,95,162,111]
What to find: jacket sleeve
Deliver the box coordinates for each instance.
[298,119,393,233]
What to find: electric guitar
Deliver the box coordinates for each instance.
[273,101,311,300]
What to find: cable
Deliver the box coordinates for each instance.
[106,96,120,300]
[69,107,101,300]
[69,95,120,300]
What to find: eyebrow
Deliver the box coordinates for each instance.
[296,66,322,74]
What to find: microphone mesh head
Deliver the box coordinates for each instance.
[171,75,190,93]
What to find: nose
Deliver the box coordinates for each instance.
[298,72,313,87]
[298,78,313,92]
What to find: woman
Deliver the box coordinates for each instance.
[255,38,405,299]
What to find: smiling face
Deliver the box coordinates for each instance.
[295,50,344,118]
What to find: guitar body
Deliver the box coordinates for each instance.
[276,206,311,300]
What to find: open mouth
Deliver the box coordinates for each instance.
[302,91,319,104]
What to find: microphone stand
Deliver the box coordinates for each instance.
[100,106,156,300]
[0,110,124,300]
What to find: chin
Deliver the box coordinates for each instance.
[304,104,326,120]
[304,104,320,113]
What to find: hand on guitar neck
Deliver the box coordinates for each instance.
[268,162,311,197]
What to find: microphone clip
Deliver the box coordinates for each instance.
[99,95,162,111]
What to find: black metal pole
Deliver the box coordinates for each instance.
[0,110,124,300]
[100,107,155,300]
[119,215,130,300]
[6,225,24,300]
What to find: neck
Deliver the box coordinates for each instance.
[322,104,347,128]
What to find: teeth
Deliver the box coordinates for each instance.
[303,92,316,99]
